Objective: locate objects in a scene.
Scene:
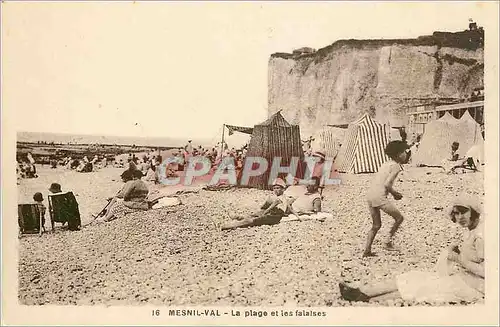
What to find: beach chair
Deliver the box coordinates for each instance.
[18,204,43,236]
[48,192,81,231]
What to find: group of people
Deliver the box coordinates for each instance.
[19,135,485,305]
[207,138,484,304]
[16,153,38,179]
[62,155,107,172]
[220,175,326,230]
[182,140,248,168]
[21,182,82,233]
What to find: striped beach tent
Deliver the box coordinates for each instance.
[335,114,390,173]
[243,111,305,189]
[412,112,483,166]
[311,127,346,159]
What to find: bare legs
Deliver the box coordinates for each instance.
[384,202,404,248]
[359,279,399,298]
[339,279,401,302]
[364,202,404,257]
[363,205,381,257]
[103,198,118,222]
[221,213,282,231]
[221,217,255,230]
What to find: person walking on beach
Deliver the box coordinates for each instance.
[363,140,409,257]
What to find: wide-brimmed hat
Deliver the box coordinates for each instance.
[48,183,62,193]
[312,151,326,160]
[272,178,286,188]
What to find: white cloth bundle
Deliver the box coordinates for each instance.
[151,197,182,209]
[281,212,333,222]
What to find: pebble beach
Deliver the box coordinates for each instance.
[17,165,484,306]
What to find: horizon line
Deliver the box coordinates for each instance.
[16,130,216,142]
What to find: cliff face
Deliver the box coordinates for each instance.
[268,32,484,136]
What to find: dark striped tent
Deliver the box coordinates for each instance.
[335,114,390,173]
[243,111,304,189]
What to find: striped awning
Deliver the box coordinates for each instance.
[225,124,253,136]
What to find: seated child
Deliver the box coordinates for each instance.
[221,178,287,230]
[33,192,47,232]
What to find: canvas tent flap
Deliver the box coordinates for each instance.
[335,114,390,173]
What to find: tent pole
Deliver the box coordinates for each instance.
[220,124,225,158]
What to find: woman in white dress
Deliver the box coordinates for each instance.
[339,195,484,304]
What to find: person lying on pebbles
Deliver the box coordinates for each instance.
[339,195,484,304]
[99,168,149,222]
[220,178,287,230]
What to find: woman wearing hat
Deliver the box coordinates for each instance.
[338,195,484,304]
[221,178,288,230]
[102,169,150,222]
[304,151,327,190]
[48,183,78,230]
[48,182,63,194]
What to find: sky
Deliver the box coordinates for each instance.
[2,1,495,142]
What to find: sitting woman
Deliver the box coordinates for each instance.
[102,169,149,222]
[221,178,287,230]
[338,195,484,304]
[284,176,325,222]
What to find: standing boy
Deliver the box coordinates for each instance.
[364,141,409,257]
